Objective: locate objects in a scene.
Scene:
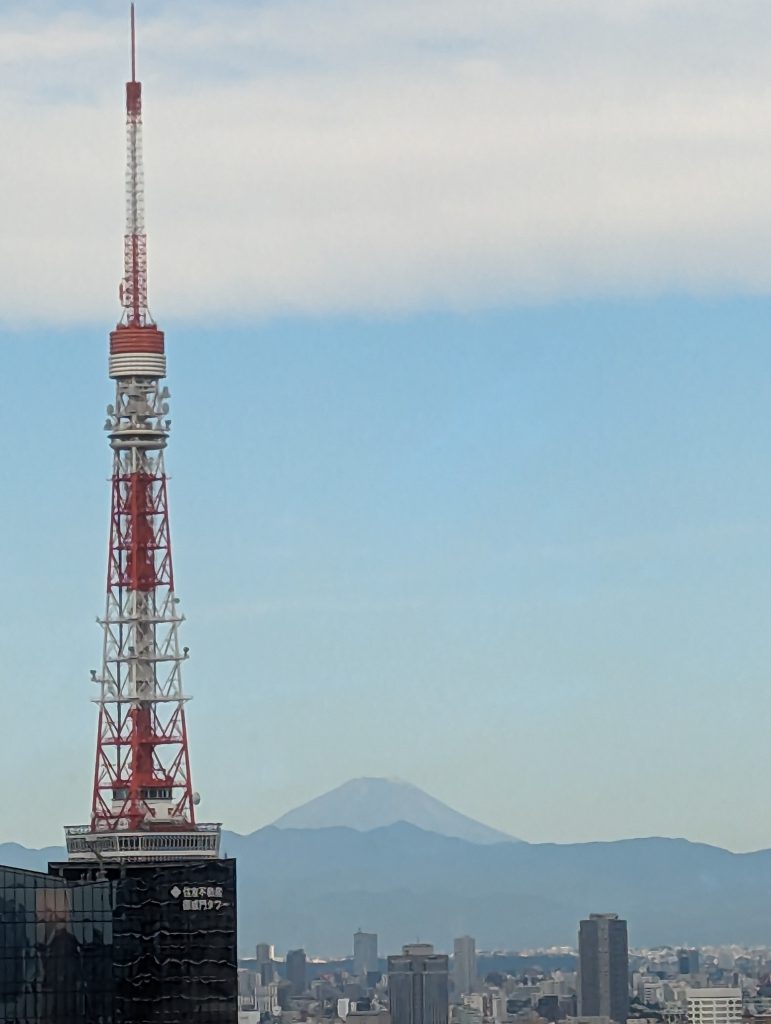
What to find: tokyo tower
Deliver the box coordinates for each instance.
[66,4,220,863]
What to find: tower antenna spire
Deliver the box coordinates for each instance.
[122,1,150,328]
[130,2,136,83]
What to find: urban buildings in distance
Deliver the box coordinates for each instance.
[235,921,771,1024]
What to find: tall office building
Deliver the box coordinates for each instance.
[453,936,477,996]
[355,931,379,977]
[389,943,449,1024]
[679,949,701,976]
[257,943,276,984]
[287,948,308,996]
[578,913,629,1024]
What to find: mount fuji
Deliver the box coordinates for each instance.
[271,777,519,845]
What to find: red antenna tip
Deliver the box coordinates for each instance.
[130,3,136,83]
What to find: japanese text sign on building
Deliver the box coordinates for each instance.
[169,884,226,911]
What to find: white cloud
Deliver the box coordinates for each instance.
[2,0,771,324]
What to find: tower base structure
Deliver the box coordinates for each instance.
[0,857,238,1024]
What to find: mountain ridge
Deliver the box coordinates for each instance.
[3,822,769,952]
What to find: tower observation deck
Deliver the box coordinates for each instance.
[65,4,220,864]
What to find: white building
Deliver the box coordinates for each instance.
[490,990,506,1022]
[686,988,742,1024]
[462,994,484,1016]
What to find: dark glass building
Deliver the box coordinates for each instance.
[0,858,238,1024]
[388,944,449,1024]
[286,948,307,996]
[678,948,700,976]
[578,912,629,1024]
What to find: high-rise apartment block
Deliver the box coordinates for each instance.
[355,930,380,976]
[578,913,629,1024]
[389,944,449,1024]
[686,988,742,1024]
[453,936,477,996]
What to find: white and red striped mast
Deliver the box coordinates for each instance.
[66,5,220,861]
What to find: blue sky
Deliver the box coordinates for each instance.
[3,2,771,850]
[4,307,771,851]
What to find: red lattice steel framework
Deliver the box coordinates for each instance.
[89,4,197,835]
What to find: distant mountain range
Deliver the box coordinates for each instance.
[3,780,768,955]
[272,778,518,845]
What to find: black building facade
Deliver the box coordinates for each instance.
[678,948,700,976]
[0,858,237,1024]
[285,948,307,997]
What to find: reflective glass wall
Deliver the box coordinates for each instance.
[0,865,114,1024]
[0,860,238,1024]
[112,860,237,1023]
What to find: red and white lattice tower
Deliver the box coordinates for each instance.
[66,5,220,863]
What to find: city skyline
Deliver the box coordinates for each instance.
[3,1,771,853]
[235,923,771,1024]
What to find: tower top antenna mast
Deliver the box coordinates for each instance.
[121,0,152,328]
[130,2,136,83]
